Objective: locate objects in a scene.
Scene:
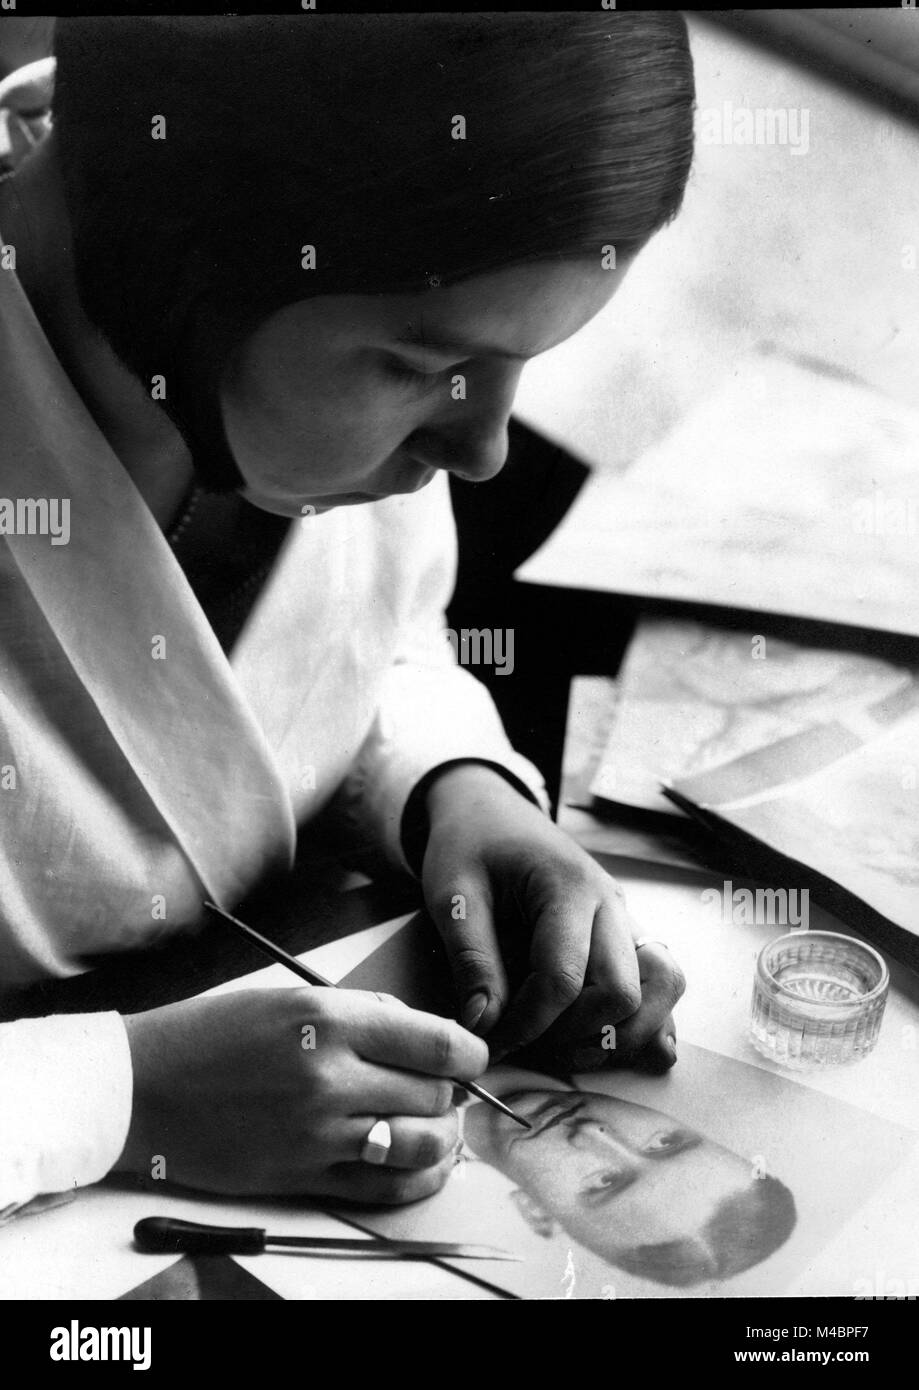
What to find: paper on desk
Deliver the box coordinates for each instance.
[517,347,919,638]
[669,683,919,969]
[336,922,915,1300]
[0,1179,502,1301]
[557,674,719,873]
[589,618,914,817]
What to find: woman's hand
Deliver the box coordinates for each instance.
[116,987,487,1202]
[421,764,686,1071]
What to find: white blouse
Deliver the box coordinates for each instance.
[0,253,547,1210]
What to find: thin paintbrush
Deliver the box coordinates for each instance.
[203,901,532,1129]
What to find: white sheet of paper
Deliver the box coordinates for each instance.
[517,349,919,638]
[334,907,918,1300]
[0,1180,499,1302]
[588,619,914,816]
[671,698,919,951]
[331,1047,915,1300]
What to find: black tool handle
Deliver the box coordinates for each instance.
[134,1216,266,1255]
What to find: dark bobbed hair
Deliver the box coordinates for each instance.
[53,14,695,484]
[614,1175,798,1288]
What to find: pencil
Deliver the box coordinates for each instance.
[203,901,532,1129]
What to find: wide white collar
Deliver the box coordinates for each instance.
[0,263,296,906]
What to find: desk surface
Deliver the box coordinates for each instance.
[3,856,917,1300]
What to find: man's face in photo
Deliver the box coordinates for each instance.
[466,1086,763,1274]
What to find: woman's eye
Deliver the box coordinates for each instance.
[381,355,442,387]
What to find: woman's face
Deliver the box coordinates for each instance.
[219,258,631,516]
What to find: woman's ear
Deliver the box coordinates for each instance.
[510,1188,555,1238]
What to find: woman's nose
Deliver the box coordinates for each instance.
[405,422,510,484]
[406,360,524,483]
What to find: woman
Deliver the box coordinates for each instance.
[0,15,693,1214]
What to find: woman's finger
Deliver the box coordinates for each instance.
[611,943,686,1057]
[343,1060,456,1119]
[484,887,596,1060]
[343,1111,459,1171]
[562,891,646,1037]
[426,875,510,1035]
[626,1012,678,1073]
[491,881,645,1061]
[339,991,489,1082]
[327,1154,457,1206]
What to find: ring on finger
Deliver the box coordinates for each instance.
[360,1119,393,1166]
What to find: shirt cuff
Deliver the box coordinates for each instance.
[0,1012,133,1214]
[344,663,550,878]
[400,756,548,877]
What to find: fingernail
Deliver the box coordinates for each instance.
[666,1035,677,1059]
[462,991,489,1031]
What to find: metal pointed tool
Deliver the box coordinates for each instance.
[135,1217,521,1262]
